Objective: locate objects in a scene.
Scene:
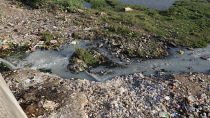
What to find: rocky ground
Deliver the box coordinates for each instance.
[0,0,210,118]
[0,0,168,59]
[1,68,210,118]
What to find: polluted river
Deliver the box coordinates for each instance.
[2,0,210,81]
[14,40,210,82]
[0,0,210,117]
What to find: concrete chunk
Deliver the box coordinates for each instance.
[0,74,27,118]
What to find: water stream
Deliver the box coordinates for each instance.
[117,0,177,10]
[0,58,17,70]
[83,0,178,10]
[16,40,210,81]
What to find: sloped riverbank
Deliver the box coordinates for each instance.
[0,0,210,117]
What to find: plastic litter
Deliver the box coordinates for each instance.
[159,112,169,118]
[186,96,196,103]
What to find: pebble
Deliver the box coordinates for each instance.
[177,50,184,54]
[164,96,170,100]
[50,40,57,44]
[200,56,210,60]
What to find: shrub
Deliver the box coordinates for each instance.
[15,0,84,12]
[72,48,100,66]
[90,0,107,8]
[40,31,61,42]
[105,0,120,7]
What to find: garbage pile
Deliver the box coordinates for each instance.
[2,69,209,118]
[78,73,210,118]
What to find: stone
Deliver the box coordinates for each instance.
[177,50,184,54]
[84,27,91,31]
[78,9,85,13]
[168,41,177,47]
[50,40,57,44]
[97,12,106,15]
[200,56,210,60]
[124,7,134,12]
[70,40,77,45]
[164,96,170,100]
[159,112,169,118]
[68,63,86,73]
[38,41,45,45]
[0,74,27,118]
[187,47,194,51]
[97,43,104,48]
[7,23,14,27]
[186,96,196,103]
[42,100,59,110]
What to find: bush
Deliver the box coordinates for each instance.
[16,0,84,12]
[16,0,44,8]
[105,0,120,7]
[40,31,61,42]
[90,0,107,8]
[72,48,100,66]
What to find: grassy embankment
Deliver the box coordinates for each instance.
[1,0,210,71]
[15,0,85,12]
[7,0,210,48]
[84,0,210,48]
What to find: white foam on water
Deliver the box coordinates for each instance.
[0,58,18,70]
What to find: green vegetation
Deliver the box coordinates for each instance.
[89,0,107,8]
[108,23,142,37]
[15,0,210,48]
[0,11,2,17]
[0,43,31,58]
[16,0,84,12]
[40,31,60,42]
[0,48,10,57]
[90,0,210,48]
[71,48,100,66]
[0,11,2,23]
[84,0,120,8]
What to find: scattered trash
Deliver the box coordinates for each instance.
[164,96,170,100]
[50,40,57,44]
[42,100,59,111]
[84,27,91,31]
[177,50,184,54]
[2,45,9,49]
[171,112,180,117]
[189,107,196,111]
[186,96,196,103]
[70,41,77,45]
[159,112,169,118]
